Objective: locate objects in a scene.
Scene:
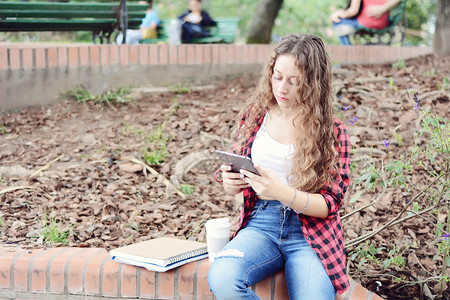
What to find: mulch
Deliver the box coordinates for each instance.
[0,54,449,299]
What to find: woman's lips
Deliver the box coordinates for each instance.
[277,95,289,101]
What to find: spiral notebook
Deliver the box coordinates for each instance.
[109,237,208,267]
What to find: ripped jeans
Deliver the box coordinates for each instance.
[208,200,336,300]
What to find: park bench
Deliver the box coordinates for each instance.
[353,0,406,45]
[0,0,147,44]
[140,17,239,44]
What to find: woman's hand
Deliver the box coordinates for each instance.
[239,165,283,200]
[330,9,345,23]
[220,165,249,195]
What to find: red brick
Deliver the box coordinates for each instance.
[254,274,272,300]
[211,45,220,64]
[30,248,66,292]
[48,248,81,294]
[100,45,109,66]
[57,47,68,68]
[35,48,46,69]
[79,46,90,66]
[371,292,384,300]
[177,261,196,299]
[256,45,266,64]
[348,281,369,299]
[169,45,178,65]
[186,45,195,64]
[120,45,129,66]
[248,45,257,63]
[159,44,169,65]
[227,45,235,64]
[140,268,156,298]
[203,45,211,64]
[68,47,79,68]
[67,248,103,294]
[120,263,138,297]
[22,48,33,70]
[158,269,176,299]
[242,45,249,64]
[84,250,109,295]
[110,45,119,65]
[47,48,58,68]
[101,258,120,297]
[234,45,243,63]
[179,44,188,64]
[273,270,289,300]
[89,45,100,66]
[220,45,228,64]
[0,48,7,70]
[195,45,203,64]
[196,259,214,300]
[149,44,159,65]
[129,45,139,65]
[9,48,21,70]
[0,248,27,289]
[13,249,45,292]
[139,44,149,65]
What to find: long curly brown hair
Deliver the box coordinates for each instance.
[235,33,338,193]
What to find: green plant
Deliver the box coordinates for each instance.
[0,124,6,134]
[389,77,398,92]
[143,146,169,166]
[383,245,407,269]
[392,58,406,70]
[349,92,449,294]
[350,241,385,269]
[0,217,4,227]
[126,222,140,232]
[180,183,195,195]
[437,77,449,91]
[169,82,192,94]
[39,214,72,245]
[64,86,132,106]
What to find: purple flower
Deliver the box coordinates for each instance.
[442,233,449,240]
[413,92,421,110]
[384,138,390,148]
[343,106,352,111]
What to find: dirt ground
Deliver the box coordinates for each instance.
[0,54,449,299]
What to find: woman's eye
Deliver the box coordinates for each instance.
[273,76,282,80]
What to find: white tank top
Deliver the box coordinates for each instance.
[251,113,295,185]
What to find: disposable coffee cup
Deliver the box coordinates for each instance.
[205,217,231,262]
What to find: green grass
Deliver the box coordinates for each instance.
[64,86,132,107]
[39,214,72,245]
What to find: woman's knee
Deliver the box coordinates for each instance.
[208,257,246,297]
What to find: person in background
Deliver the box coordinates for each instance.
[331,0,402,45]
[116,0,160,44]
[208,33,351,299]
[169,0,216,44]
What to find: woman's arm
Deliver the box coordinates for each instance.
[367,0,402,18]
[330,0,362,22]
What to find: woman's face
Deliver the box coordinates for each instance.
[189,0,202,12]
[271,54,301,110]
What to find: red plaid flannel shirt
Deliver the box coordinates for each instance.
[231,112,350,294]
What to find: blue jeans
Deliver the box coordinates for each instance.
[333,18,363,45]
[208,200,336,300]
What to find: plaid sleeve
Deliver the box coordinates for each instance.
[319,119,351,216]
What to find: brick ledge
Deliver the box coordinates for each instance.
[0,245,384,299]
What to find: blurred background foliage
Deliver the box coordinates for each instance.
[0,0,438,46]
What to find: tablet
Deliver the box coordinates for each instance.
[215,150,261,176]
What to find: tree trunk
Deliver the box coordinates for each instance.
[246,0,284,44]
[433,0,450,55]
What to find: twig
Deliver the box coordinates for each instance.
[0,185,37,195]
[29,154,64,178]
[121,156,186,198]
[346,173,446,248]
